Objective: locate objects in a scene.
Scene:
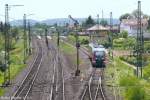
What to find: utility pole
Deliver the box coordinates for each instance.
[69,15,80,76]
[136,1,144,77]
[54,23,60,47]
[3,4,10,86]
[97,14,100,42]
[23,14,27,64]
[109,12,113,59]
[56,24,60,68]
[28,21,31,55]
[2,4,23,86]
[97,14,100,25]
[102,10,104,21]
[101,10,104,27]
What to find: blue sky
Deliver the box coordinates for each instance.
[0,0,149,21]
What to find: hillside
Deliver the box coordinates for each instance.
[10,18,120,26]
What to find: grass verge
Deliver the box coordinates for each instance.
[105,57,150,100]
[0,39,27,96]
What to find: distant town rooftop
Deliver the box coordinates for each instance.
[87,24,119,31]
[121,19,148,26]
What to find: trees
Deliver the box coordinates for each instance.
[119,13,131,21]
[85,16,95,25]
[0,22,4,32]
[83,15,95,28]
[120,10,150,29]
[100,19,108,26]
[143,14,149,19]
[11,27,19,41]
[132,9,143,18]
[119,9,148,21]
[131,9,150,29]
[147,17,150,29]
[34,23,48,29]
[121,30,128,38]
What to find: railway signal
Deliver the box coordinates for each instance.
[56,24,60,47]
[69,15,80,76]
[45,28,49,47]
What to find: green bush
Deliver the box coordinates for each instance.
[113,37,136,50]
[120,55,148,67]
[67,35,76,44]
[80,39,89,45]
[119,76,146,100]
[120,56,137,66]
[113,38,124,44]
[101,42,110,48]
[144,42,150,53]
[120,56,126,61]
[143,64,150,79]
[120,76,138,86]
[125,86,145,100]
[119,31,128,38]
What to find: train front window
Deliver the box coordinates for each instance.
[95,51,105,57]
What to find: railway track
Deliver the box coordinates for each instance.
[55,52,65,100]
[49,46,57,100]
[61,37,108,100]
[11,39,43,100]
[47,40,65,100]
[28,37,57,100]
[80,69,106,100]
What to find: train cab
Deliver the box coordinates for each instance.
[91,45,106,68]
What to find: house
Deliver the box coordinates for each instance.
[86,24,119,37]
[106,26,120,33]
[120,19,148,36]
[86,24,108,37]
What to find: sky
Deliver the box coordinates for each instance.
[0,0,149,21]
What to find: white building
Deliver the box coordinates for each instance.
[120,19,148,36]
